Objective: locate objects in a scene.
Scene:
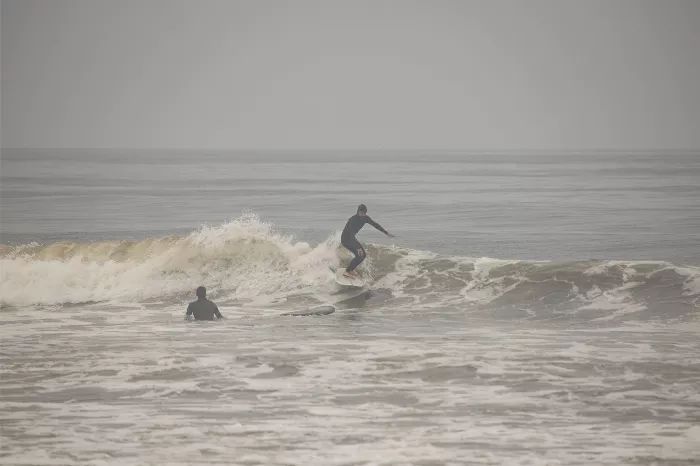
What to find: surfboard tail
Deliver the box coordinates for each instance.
[332,268,365,287]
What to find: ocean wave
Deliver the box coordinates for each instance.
[1,214,699,320]
[0,214,341,307]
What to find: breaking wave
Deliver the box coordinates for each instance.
[1,214,699,321]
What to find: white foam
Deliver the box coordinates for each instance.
[671,264,700,296]
[374,247,436,296]
[3,216,698,322]
[0,214,341,307]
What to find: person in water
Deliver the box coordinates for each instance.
[185,286,224,321]
[341,204,394,278]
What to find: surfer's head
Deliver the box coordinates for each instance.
[196,286,206,299]
[357,204,367,216]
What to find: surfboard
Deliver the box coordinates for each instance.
[330,266,365,287]
[281,305,335,316]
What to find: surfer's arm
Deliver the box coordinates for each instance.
[214,305,224,320]
[366,216,393,236]
[185,303,194,321]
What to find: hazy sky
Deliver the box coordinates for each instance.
[2,0,699,150]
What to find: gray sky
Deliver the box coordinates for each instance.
[2,0,699,150]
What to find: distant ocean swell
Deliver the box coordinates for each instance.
[1,214,698,320]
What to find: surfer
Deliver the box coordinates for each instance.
[185,286,224,321]
[340,204,394,279]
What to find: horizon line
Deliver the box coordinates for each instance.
[3,147,699,153]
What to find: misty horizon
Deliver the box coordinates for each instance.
[3,0,700,151]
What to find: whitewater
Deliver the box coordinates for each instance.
[2,150,700,465]
[2,213,699,318]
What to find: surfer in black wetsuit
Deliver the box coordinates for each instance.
[341,204,394,278]
[185,286,224,321]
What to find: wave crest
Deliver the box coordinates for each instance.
[1,214,342,306]
[2,214,699,322]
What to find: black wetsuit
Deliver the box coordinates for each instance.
[341,214,388,272]
[185,298,223,321]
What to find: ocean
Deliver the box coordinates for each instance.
[1,149,700,465]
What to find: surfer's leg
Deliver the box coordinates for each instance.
[341,239,358,275]
[346,242,365,273]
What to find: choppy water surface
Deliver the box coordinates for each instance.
[1,150,699,465]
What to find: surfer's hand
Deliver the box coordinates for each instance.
[387,232,396,238]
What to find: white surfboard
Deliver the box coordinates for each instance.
[281,305,336,316]
[330,267,365,287]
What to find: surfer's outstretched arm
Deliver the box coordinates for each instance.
[366,216,394,237]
